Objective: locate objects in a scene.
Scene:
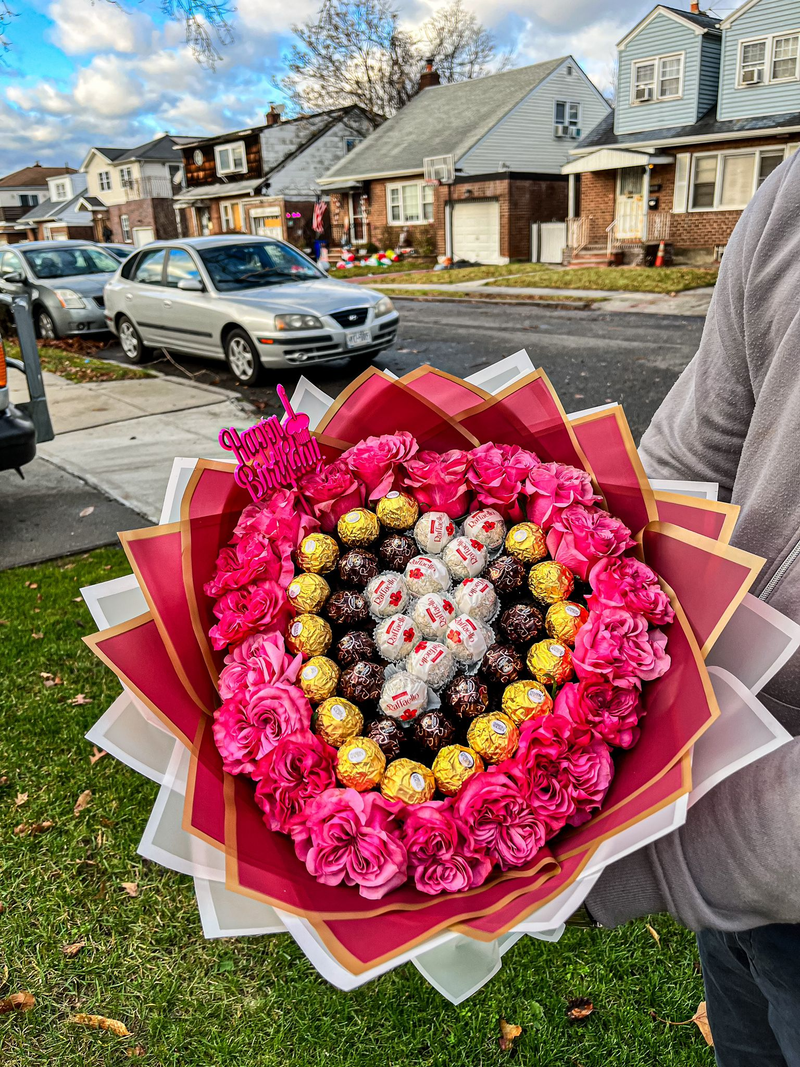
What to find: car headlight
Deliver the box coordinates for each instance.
[274,313,323,331]
[374,296,395,318]
[53,289,86,309]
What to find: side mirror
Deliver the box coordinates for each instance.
[2,271,25,284]
[177,278,204,291]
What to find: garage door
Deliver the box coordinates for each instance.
[133,226,155,247]
[452,201,501,264]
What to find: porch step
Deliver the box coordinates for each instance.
[568,251,610,268]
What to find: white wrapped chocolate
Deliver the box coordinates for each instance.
[404,555,451,596]
[379,670,430,721]
[365,571,410,618]
[453,577,498,622]
[442,536,488,580]
[412,592,457,640]
[406,640,456,689]
[374,613,418,662]
[413,511,458,554]
[445,614,493,665]
[463,508,507,550]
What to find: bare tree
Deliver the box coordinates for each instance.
[420,0,505,83]
[159,0,235,68]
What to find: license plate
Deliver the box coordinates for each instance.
[346,329,371,349]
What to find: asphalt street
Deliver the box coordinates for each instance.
[103,298,705,442]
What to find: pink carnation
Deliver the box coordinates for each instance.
[587,556,675,626]
[454,770,545,871]
[290,788,407,899]
[573,606,670,689]
[218,631,301,700]
[298,460,365,532]
[546,504,636,581]
[466,443,539,522]
[507,715,578,835]
[340,432,418,501]
[209,580,292,650]
[254,730,337,832]
[212,682,311,775]
[555,679,642,749]
[234,488,318,548]
[402,449,472,519]
[526,462,600,530]
[402,803,492,895]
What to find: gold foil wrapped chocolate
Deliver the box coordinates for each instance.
[505,521,547,563]
[336,737,386,791]
[286,572,330,614]
[545,601,589,646]
[380,758,435,804]
[528,560,575,603]
[299,656,339,702]
[314,697,363,747]
[467,712,519,764]
[337,508,380,547]
[526,639,574,686]
[376,491,419,531]
[286,614,332,657]
[432,744,484,797]
[297,533,339,574]
[501,680,554,725]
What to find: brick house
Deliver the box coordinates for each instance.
[174,106,376,248]
[562,0,800,265]
[0,164,78,245]
[15,171,95,241]
[318,58,610,264]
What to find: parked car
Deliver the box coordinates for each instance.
[103,235,400,383]
[99,243,133,260]
[0,329,36,475]
[0,240,121,340]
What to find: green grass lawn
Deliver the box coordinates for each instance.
[337,257,437,279]
[8,344,151,384]
[0,549,711,1067]
[367,264,718,293]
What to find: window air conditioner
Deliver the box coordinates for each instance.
[741,67,763,85]
[554,124,564,137]
[635,86,654,102]
[569,127,582,139]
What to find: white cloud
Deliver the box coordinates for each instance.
[47,0,154,55]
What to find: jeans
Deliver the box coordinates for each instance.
[698,926,800,1067]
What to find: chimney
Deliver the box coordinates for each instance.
[690,1,701,10]
[266,104,282,126]
[418,58,440,92]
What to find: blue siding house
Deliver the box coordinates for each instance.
[562,0,800,265]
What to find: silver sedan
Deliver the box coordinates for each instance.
[103,235,400,383]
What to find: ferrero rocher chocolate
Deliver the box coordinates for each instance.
[501,680,554,725]
[545,601,589,645]
[299,656,340,702]
[527,639,574,686]
[339,660,385,705]
[335,629,377,668]
[411,709,456,755]
[286,613,332,657]
[442,673,490,720]
[376,491,419,530]
[378,534,418,572]
[505,521,547,563]
[499,602,544,645]
[297,533,339,574]
[467,712,519,764]
[326,589,370,627]
[380,758,435,804]
[337,507,380,547]
[314,697,363,746]
[484,554,526,595]
[286,571,330,614]
[528,560,575,603]
[366,716,406,762]
[432,744,484,797]
[338,549,379,589]
[480,643,524,686]
[336,737,386,791]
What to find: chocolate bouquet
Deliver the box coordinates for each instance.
[82,352,798,1002]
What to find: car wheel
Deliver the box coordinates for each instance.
[35,307,58,342]
[225,328,263,385]
[117,315,152,364]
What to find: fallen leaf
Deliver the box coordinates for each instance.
[28,583,38,589]
[0,992,35,1014]
[14,793,28,808]
[0,776,7,785]
[652,1000,714,1046]
[646,923,661,945]
[31,632,44,640]
[72,597,82,602]
[126,1046,146,1058]
[62,941,86,959]
[121,882,138,898]
[14,820,54,836]
[73,790,92,815]
[70,694,92,706]
[89,747,107,765]
[79,507,95,518]
[567,998,594,1022]
[40,672,63,687]
[499,1018,522,1051]
[0,620,9,626]
[69,1014,130,1037]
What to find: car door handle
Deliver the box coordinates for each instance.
[163,300,172,308]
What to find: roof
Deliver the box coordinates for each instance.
[0,164,77,188]
[114,134,199,163]
[618,5,719,48]
[176,176,267,201]
[16,191,94,226]
[90,148,127,163]
[661,5,720,30]
[320,58,568,184]
[76,195,106,209]
[179,106,365,149]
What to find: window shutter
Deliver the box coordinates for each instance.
[673,152,690,213]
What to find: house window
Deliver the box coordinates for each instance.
[740,40,767,84]
[120,214,131,242]
[19,194,38,207]
[757,150,785,187]
[214,141,246,176]
[221,203,236,231]
[719,153,755,208]
[98,170,112,192]
[690,147,792,211]
[554,100,581,127]
[344,137,362,153]
[386,182,434,225]
[739,34,800,86]
[691,156,718,209]
[632,61,656,102]
[772,35,799,81]
[632,54,683,102]
[119,166,134,188]
[659,55,682,98]
[53,181,68,201]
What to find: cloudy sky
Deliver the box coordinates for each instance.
[1,0,712,173]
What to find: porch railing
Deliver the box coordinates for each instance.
[607,211,673,255]
[123,176,177,201]
[566,216,589,253]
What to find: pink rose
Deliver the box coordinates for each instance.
[401,803,492,895]
[467,443,539,521]
[209,580,292,650]
[341,432,419,501]
[212,682,311,775]
[454,770,545,871]
[587,557,675,626]
[559,733,615,827]
[298,460,365,532]
[573,606,670,689]
[218,631,301,700]
[546,504,636,581]
[234,488,318,548]
[555,679,642,749]
[290,788,407,899]
[254,729,337,832]
[507,715,577,835]
[526,462,600,530]
[402,449,472,519]
[204,532,294,599]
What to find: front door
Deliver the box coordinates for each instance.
[615,167,644,239]
[348,193,368,245]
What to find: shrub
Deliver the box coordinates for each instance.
[411,224,437,258]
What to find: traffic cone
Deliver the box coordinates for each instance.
[655,240,666,268]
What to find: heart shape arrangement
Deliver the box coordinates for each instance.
[86,365,764,976]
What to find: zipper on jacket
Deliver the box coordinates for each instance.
[758,537,800,601]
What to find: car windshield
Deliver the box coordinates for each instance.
[22,246,120,279]
[197,241,321,292]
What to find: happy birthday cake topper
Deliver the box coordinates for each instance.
[219,384,322,502]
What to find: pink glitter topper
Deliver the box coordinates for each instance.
[218,384,322,502]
